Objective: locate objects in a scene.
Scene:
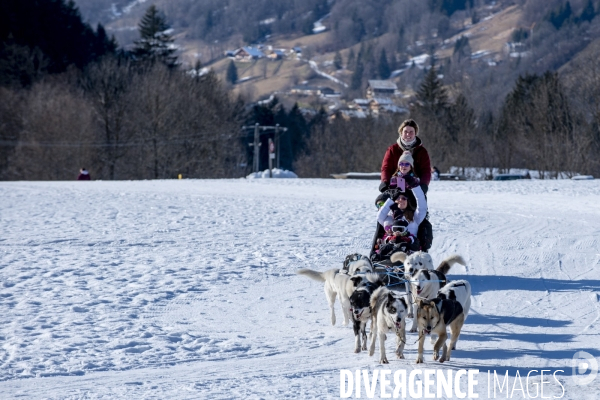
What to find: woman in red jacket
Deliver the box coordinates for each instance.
[379,119,431,194]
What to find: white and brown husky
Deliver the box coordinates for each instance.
[415,279,471,363]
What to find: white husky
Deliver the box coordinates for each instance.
[297,261,373,326]
[391,251,434,277]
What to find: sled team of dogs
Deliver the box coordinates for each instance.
[296,251,471,364]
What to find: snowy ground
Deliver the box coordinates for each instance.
[1,178,599,399]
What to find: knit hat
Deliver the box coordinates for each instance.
[398,151,414,168]
[383,219,394,231]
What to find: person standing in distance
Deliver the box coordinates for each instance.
[77,168,91,180]
[379,119,431,194]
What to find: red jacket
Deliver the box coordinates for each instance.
[381,139,431,186]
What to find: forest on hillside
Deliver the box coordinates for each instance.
[1,0,600,180]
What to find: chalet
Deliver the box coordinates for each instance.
[338,109,367,120]
[290,85,321,96]
[381,104,408,114]
[366,80,398,98]
[267,49,286,60]
[289,86,339,97]
[234,47,265,62]
[504,42,531,58]
[319,87,337,97]
[351,98,407,115]
[351,99,370,110]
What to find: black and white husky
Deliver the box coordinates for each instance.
[437,279,471,320]
[368,287,409,363]
[296,259,373,326]
[349,273,385,353]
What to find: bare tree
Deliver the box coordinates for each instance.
[295,114,404,177]
[82,56,135,180]
[7,79,96,180]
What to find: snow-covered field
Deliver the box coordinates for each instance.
[1,178,599,399]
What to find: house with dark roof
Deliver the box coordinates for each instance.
[366,80,398,98]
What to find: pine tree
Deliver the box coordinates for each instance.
[378,48,390,79]
[350,59,364,90]
[226,60,238,84]
[93,24,117,59]
[347,49,355,70]
[453,36,471,61]
[133,5,177,67]
[334,51,343,70]
[579,0,596,23]
[415,66,449,119]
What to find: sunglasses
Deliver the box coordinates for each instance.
[376,201,385,209]
[398,162,411,167]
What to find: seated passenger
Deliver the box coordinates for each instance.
[374,161,427,259]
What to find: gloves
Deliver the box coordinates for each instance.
[397,235,414,243]
[403,174,420,190]
[379,181,388,193]
[388,202,405,220]
[390,189,402,201]
[392,208,404,220]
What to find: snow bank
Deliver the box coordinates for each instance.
[246,168,298,179]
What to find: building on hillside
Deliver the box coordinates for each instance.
[337,109,367,120]
[267,49,286,60]
[319,87,340,97]
[351,97,408,115]
[381,104,409,114]
[233,47,265,62]
[350,98,370,111]
[504,42,531,58]
[366,80,398,98]
[289,85,322,96]
[289,85,340,97]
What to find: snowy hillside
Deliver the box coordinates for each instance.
[1,179,599,399]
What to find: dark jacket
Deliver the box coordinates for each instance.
[77,171,91,180]
[381,138,431,186]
